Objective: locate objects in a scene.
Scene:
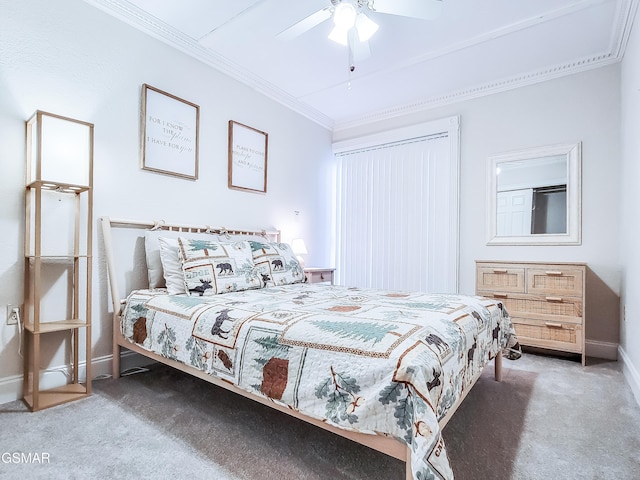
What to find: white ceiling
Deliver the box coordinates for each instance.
[85,0,636,130]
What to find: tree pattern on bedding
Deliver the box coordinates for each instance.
[315,366,362,425]
[130,303,148,317]
[379,379,431,444]
[248,240,270,254]
[168,295,210,309]
[120,284,518,480]
[185,336,211,371]
[309,319,399,345]
[186,239,221,255]
[157,324,178,360]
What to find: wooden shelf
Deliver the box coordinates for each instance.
[27,180,90,193]
[23,383,89,411]
[23,110,94,411]
[26,254,91,258]
[25,255,91,262]
[24,319,89,334]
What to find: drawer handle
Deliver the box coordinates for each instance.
[545,296,563,302]
[545,322,564,328]
[320,273,325,280]
[493,293,508,298]
[545,271,564,276]
[492,269,508,274]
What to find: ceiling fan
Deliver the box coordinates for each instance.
[277,0,443,69]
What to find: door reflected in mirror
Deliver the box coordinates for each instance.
[488,143,581,245]
[496,155,567,235]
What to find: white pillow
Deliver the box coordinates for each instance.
[157,237,186,294]
[144,230,216,289]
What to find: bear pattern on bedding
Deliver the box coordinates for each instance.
[121,283,517,480]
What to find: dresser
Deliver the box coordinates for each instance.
[475,261,586,365]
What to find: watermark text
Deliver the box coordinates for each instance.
[2,452,50,464]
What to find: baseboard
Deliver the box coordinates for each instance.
[2,344,633,406]
[585,339,619,360]
[619,346,640,408]
[0,350,155,406]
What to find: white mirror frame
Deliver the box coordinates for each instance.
[487,142,582,245]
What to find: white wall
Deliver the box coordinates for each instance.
[0,0,629,405]
[334,65,622,356]
[620,5,640,403]
[0,0,333,402]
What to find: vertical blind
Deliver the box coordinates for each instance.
[335,130,458,294]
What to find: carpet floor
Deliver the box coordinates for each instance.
[1,352,639,479]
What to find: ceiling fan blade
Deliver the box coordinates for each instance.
[372,0,443,20]
[277,8,333,41]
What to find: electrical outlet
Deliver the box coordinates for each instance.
[6,304,19,325]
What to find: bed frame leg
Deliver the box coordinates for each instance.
[113,344,121,379]
[405,446,412,480]
[494,351,502,382]
[112,313,121,379]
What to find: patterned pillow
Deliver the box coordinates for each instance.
[178,237,262,296]
[144,229,215,289]
[248,240,305,287]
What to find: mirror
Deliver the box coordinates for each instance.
[487,143,581,245]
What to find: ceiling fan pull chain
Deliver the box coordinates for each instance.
[348,29,356,89]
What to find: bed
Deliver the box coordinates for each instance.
[100,216,518,480]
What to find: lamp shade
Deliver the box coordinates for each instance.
[26,110,93,187]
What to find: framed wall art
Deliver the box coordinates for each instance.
[228,120,268,193]
[141,83,199,180]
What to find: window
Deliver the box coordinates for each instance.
[333,117,460,293]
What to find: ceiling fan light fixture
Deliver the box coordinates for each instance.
[355,12,378,42]
[328,25,350,46]
[333,3,357,29]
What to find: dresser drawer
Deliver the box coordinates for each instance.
[476,266,525,293]
[512,317,583,353]
[487,294,582,322]
[527,267,584,297]
[476,260,586,364]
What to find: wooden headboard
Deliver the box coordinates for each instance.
[99,216,280,314]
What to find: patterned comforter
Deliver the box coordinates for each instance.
[120,283,517,479]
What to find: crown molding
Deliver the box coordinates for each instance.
[610,0,640,57]
[82,0,335,130]
[333,0,640,134]
[332,51,619,132]
[316,0,617,101]
[84,0,636,134]
[333,0,637,131]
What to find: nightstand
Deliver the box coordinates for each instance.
[304,267,335,285]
